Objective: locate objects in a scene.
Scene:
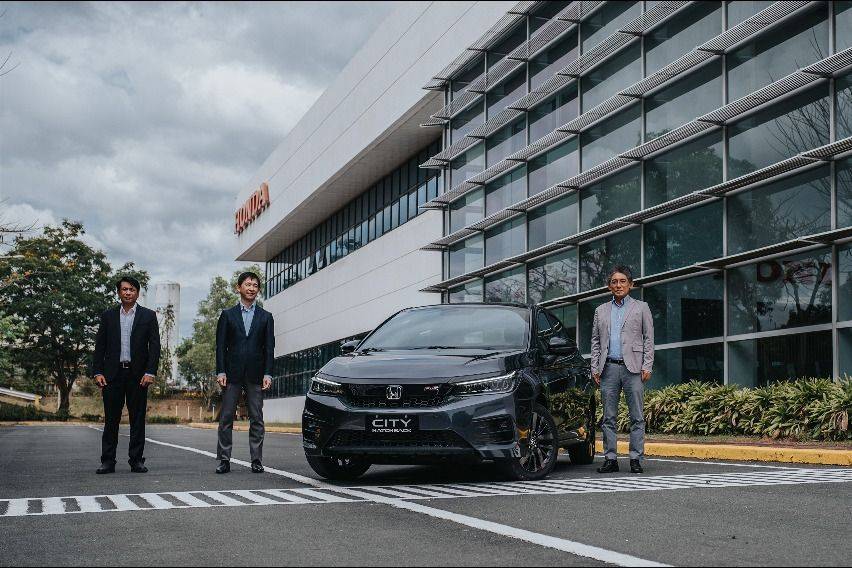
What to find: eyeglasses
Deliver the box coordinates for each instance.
[609,279,630,286]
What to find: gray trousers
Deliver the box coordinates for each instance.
[217,382,265,463]
[600,363,645,461]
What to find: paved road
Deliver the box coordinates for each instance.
[1,424,850,566]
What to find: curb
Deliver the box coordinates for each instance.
[187,422,302,434]
[595,440,852,466]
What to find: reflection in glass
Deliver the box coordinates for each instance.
[729,331,833,387]
[727,248,832,335]
[650,343,724,389]
[837,157,852,229]
[644,201,723,275]
[449,279,484,304]
[449,188,484,234]
[450,142,485,187]
[727,86,829,178]
[727,166,830,254]
[839,243,852,322]
[486,167,526,217]
[727,4,828,101]
[449,234,484,278]
[645,132,723,207]
[726,1,773,27]
[530,29,578,91]
[485,217,526,266]
[837,73,852,141]
[581,42,642,112]
[529,86,579,142]
[581,104,641,170]
[451,102,485,143]
[581,1,641,53]
[528,250,578,303]
[579,228,640,292]
[528,194,578,251]
[451,57,484,97]
[550,304,578,343]
[839,2,852,51]
[580,166,640,231]
[528,138,578,196]
[645,2,722,75]
[486,70,527,120]
[487,118,526,166]
[840,328,852,378]
[645,60,722,139]
[644,274,724,344]
[488,23,526,68]
[485,267,527,304]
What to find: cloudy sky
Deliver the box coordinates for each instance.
[0,1,396,337]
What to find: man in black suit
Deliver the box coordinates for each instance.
[92,277,161,474]
[215,271,274,474]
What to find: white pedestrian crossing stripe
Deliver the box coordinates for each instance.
[2,468,851,518]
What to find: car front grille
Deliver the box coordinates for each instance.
[344,383,452,409]
[327,430,470,449]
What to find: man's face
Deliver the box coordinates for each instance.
[608,272,631,300]
[119,283,139,305]
[238,277,260,303]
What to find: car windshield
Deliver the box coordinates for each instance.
[359,306,529,351]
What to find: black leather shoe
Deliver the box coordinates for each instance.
[130,463,148,473]
[216,460,230,474]
[630,459,643,474]
[96,463,115,474]
[596,459,620,473]
[251,461,264,473]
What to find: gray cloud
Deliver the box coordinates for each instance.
[0,0,397,338]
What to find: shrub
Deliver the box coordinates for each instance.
[80,413,103,422]
[148,415,181,424]
[0,403,69,422]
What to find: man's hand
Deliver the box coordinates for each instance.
[262,377,272,391]
[217,374,227,388]
[641,370,652,383]
[94,375,107,388]
[140,374,155,387]
[593,372,601,386]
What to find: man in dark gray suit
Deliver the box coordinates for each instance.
[215,271,274,474]
[590,265,654,474]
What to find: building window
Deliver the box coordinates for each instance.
[727,86,829,179]
[486,167,526,217]
[484,266,526,304]
[449,279,484,303]
[581,103,641,170]
[485,217,525,266]
[486,70,527,120]
[450,187,484,233]
[581,42,642,113]
[727,3,828,102]
[645,2,722,76]
[528,249,577,304]
[727,248,833,336]
[450,56,484,98]
[727,166,831,254]
[579,165,640,231]
[728,330,833,387]
[726,1,774,28]
[487,22,526,68]
[528,193,578,251]
[838,243,852,323]
[549,304,578,342]
[644,273,724,345]
[530,29,578,91]
[651,343,724,389]
[837,71,852,141]
[579,228,641,292]
[449,234,484,278]
[581,1,641,53]
[645,131,723,208]
[645,60,722,140]
[528,138,578,196]
[529,85,579,142]
[838,1,852,52]
[451,101,485,143]
[450,142,485,187]
[486,118,526,168]
[644,201,723,275]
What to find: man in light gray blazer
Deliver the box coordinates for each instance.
[590,265,654,474]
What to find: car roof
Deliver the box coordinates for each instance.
[404,302,531,311]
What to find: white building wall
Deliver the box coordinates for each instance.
[265,209,443,357]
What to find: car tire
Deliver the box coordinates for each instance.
[497,404,558,481]
[305,454,371,481]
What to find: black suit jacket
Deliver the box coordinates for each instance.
[216,304,275,385]
[92,305,161,382]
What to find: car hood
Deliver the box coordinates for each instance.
[319,349,528,383]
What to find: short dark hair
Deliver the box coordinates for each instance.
[116,276,141,292]
[237,271,261,287]
[607,265,634,284]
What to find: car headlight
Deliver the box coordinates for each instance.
[454,373,518,396]
[309,375,345,396]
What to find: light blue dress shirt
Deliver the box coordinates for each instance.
[240,301,256,336]
[608,296,630,360]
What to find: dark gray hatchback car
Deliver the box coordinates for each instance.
[302,303,595,481]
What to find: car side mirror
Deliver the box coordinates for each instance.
[340,340,360,354]
[547,336,578,357]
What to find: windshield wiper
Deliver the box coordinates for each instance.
[358,347,385,354]
[411,345,464,350]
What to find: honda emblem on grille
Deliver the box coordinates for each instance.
[386,385,402,400]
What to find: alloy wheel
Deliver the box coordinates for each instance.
[520,410,556,473]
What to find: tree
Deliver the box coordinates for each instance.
[155,303,176,396]
[0,220,149,412]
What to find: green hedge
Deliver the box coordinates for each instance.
[604,379,851,441]
[0,403,69,422]
[148,415,182,424]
